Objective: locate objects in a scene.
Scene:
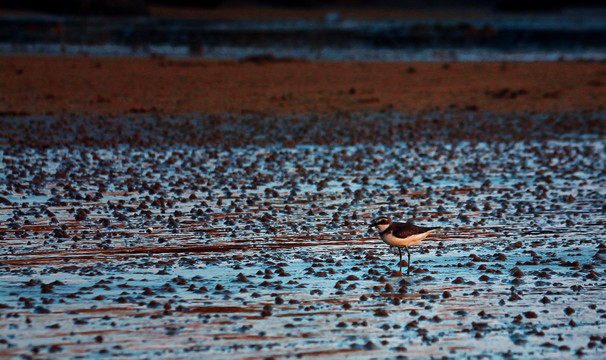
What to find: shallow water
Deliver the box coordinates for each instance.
[4,42,606,62]
[2,11,606,61]
[0,116,605,359]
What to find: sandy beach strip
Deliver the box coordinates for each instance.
[1,55,605,116]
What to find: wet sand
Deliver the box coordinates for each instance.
[0,133,605,359]
[1,55,606,116]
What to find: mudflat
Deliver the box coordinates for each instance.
[1,51,606,360]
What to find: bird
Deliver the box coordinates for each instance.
[368,216,439,275]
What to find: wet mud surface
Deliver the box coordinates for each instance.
[0,111,605,359]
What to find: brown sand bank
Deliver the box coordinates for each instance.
[1,55,605,116]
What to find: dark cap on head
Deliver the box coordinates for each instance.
[369,216,391,229]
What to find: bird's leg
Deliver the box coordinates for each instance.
[398,247,402,273]
[405,246,411,275]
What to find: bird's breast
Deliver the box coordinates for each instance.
[380,231,431,247]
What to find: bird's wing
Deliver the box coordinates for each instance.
[392,222,426,238]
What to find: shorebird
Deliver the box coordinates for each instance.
[368,216,439,275]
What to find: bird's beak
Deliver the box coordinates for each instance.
[368,221,376,230]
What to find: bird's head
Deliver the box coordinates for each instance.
[369,216,391,231]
